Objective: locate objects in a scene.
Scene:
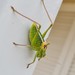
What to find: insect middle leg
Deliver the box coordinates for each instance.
[13,42,31,48]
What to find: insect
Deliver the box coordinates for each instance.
[11,0,53,68]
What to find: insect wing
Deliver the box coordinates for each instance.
[31,31,43,48]
[29,23,37,43]
[29,23,43,50]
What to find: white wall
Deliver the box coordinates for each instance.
[0,0,62,75]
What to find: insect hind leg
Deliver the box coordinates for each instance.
[11,6,41,27]
[27,54,37,68]
[41,0,52,23]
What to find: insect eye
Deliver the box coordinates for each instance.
[44,45,47,49]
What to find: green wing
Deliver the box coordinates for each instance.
[29,23,37,42]
[29,23,44,50]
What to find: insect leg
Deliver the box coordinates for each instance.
[41,0,52,24]
[42,24,52,38]
[13,42,31,48]
[41,0,53,38]
[11,6,41,27]
[27,54,37,68]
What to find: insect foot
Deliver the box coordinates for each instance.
[27,64,30,68]
[13,42,18,46]
[11,6,15,11]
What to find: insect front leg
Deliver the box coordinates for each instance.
[27,54,37,68]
